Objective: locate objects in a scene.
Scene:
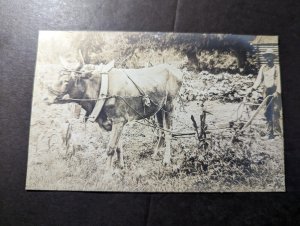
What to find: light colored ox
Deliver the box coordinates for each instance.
[46,56,183,169]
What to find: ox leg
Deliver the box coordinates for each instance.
[106,122,125,169]
[163,105,173,166]
[152,110,165,159]
[116,140,124,168]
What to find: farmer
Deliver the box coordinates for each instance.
[247,48,282,139]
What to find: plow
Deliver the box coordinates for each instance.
[168,94,274,147]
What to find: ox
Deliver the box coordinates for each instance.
[46,57,183,168]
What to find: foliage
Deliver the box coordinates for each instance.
[179,128,284,191]
[38,32,259,74]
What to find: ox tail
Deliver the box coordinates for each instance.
[168,65,183,83]
[166,65,183,97]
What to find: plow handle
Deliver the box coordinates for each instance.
[241,95,274,130]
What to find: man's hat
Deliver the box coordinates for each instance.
[262,48,277,58]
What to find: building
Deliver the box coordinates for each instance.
[251,36,279,65]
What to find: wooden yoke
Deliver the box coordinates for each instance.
[88,60,115,122]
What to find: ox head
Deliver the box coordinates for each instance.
[45,50,93,104]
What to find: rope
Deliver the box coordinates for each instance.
[63,94,180,134]
[121,69,146,96]
[116,96,168,132]
[62,95,142,102]
[55,68,193,134]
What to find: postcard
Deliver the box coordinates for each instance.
[26,31,284,192]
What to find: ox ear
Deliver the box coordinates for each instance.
[73,50,84,71]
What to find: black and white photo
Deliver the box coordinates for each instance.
[26,31,285,192]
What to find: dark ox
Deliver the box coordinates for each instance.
[47,59,183,168]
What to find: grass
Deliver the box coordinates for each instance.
[26,112,285,192]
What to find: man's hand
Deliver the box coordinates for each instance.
[273,91,280,98]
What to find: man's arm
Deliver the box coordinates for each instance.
[247,65,264,94]
[275,65,281,94]
[252,65,264,90]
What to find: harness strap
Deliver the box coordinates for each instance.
[124,71,145,96]
[88,73,109,122]
[88,60,114,122]
[122,70,151,107]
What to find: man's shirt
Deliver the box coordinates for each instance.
[253,64,281,93]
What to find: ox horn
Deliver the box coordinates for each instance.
[78,49,85,65]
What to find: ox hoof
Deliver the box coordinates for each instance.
[163,159,171,166]
[152,154,160,160]
[118,162,124,169]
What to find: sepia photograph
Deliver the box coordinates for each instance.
[26,31,285,192]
